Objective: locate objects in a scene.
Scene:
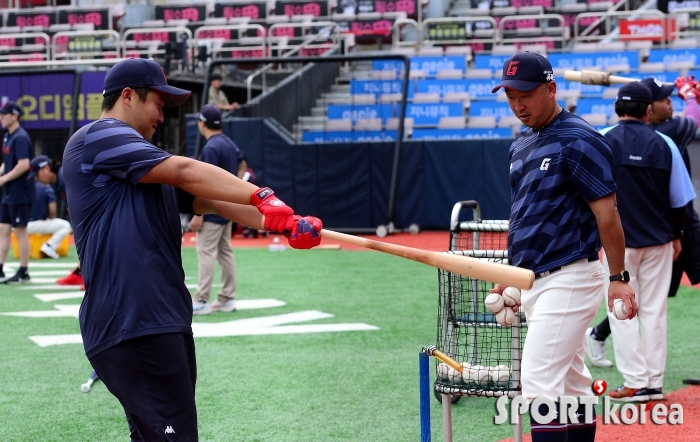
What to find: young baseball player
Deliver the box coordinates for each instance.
[585,77,700,370]
[191,104,247,315]
[490,52,635,442]
[64,58,323,440]
[598,82,695,402]
[0,101,34,284]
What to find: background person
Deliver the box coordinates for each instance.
[208,73,240,112]
[598,82,695,402]
[0,101,34,284]
[26,161,72,259]
[191,104,247,315]
[584,77,700,369]
[490,52,635,442]
[65,58,322,441]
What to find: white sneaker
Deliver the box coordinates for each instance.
[192,301,212,315]
[40,243,59,259]
[211,299,236,312]
[584,327,613,367]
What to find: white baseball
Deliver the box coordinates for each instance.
[447,366,462,383]
[502,287,521,307]
[484,293,505,313]
[436,363,450,381]
[490,365,511,387]
[468,365,491,387]
[613,298,628,320]
[496,307,515,326]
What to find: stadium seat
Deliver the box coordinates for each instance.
[438,116,466,129]
[385,117,414,131]
[409,70,427,79]
[443,92,471,107]
[572,42,598,53]
[497,115,521,128]
[390,46,416,56]
[436,69,464,79]
[417,45,444,55]
[412,92,441,103]
[603,41,626,52]
[372,70,398,80]
[606,64,631,73]
[355,118,384,130]
[626,40,652,57]
[638,62,666,72]
[467,116,497,128]
[378,93,403,103]
[466,69,493,79]
[491,45,517,55]
[668,60,695,72]
[325,119,353,131]
[351,94,377,104]
[670,38,698,49]
[602,88,621,99]
[580,113,607,126]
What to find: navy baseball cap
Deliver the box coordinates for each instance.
[492,52,554,93]
[102,58,191,107]
[617,82,652,104]
[0,101,23,117]
[197,104,222,129]
[27,155,50,179]
[640,77,675,101]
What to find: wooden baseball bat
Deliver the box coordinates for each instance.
[320,229,534,290]
[423,345,463,372]
[563,70,673,86]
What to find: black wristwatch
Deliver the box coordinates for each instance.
[609,270,630,283]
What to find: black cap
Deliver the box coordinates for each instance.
[0,101,23,117]
[491,52,554,93]
[640,77,675,101]
[210,73,223,81]
[27,155,50,179]
[197,104,222,129]
[102,58,191,107]
[617,82,652,104]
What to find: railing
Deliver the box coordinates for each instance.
[574,9,666,44]
[121,27,193,60]
[499,14,567,49]
[193,24,267,60]
[246,22,342,100]
[52,30,120,60]
[0,32,51,63]
[391,18,419,48]
[419,17,497,48]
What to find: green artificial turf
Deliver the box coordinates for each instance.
[0,246,698,441]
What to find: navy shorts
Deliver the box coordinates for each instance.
[89,333,198,442]
[0,203,31,227]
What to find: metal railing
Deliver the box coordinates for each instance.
[193,23,267,60]
[121,27,193,60]
[499,14,567,48]
[574,9,665,44]
[51,30,120,60]
[419,16,497,48]
[0,32,51,63]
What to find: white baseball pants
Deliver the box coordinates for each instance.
[521,258,604,402]
[603,243,673,389]
[27,218,72,250]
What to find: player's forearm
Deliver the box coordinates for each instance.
[590,194,626,274]
[142,156,259,205]
[2,160,29,181]
[684,98,700,127]
[193,197,263,229]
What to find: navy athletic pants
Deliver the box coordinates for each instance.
[90,333,198,441]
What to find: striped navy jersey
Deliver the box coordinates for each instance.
[64,118,194,358]
[508,110,616,273]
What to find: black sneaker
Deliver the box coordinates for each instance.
[3,272,31,284]
[647,388,664,400]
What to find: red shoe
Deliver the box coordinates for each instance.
[56,270,84,286]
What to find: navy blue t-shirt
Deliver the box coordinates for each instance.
[650,116,699,228]
[29,181,55,221]
[509,110,617,274]
[63,118,195,358]
[199,134,244,224]
[2,126,34,205]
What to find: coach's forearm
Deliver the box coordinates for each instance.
[141,156,259,205]
[589,193,626,274]
[2,159,30,182]
[193,197,264,229]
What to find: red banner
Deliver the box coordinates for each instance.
[619,18,676,42]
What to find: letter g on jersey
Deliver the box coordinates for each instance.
[540,158,551,171]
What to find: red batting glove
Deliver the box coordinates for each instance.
[250,187,295,234]
[675,76,697,101]
[287,216,323,249]
[688,76,700,103]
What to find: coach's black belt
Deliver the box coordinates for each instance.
[535,255,599,280]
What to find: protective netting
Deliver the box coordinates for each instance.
[435,221,526,398]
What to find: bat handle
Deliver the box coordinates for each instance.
[422,345,463,372]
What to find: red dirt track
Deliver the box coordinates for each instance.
[499,386,700,442]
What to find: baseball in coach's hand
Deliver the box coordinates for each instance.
[612,298,628,320]
[502,287,521,307]
[496,307,515,326]
[484,293,505,313]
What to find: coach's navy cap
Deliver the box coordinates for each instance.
[27,155,50,180]
[102,58,191,107]
[640,77,675,101]
[0,101,23,117]
[197,104,222,129]
[491,52,554,93]
[617,82,652,104]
